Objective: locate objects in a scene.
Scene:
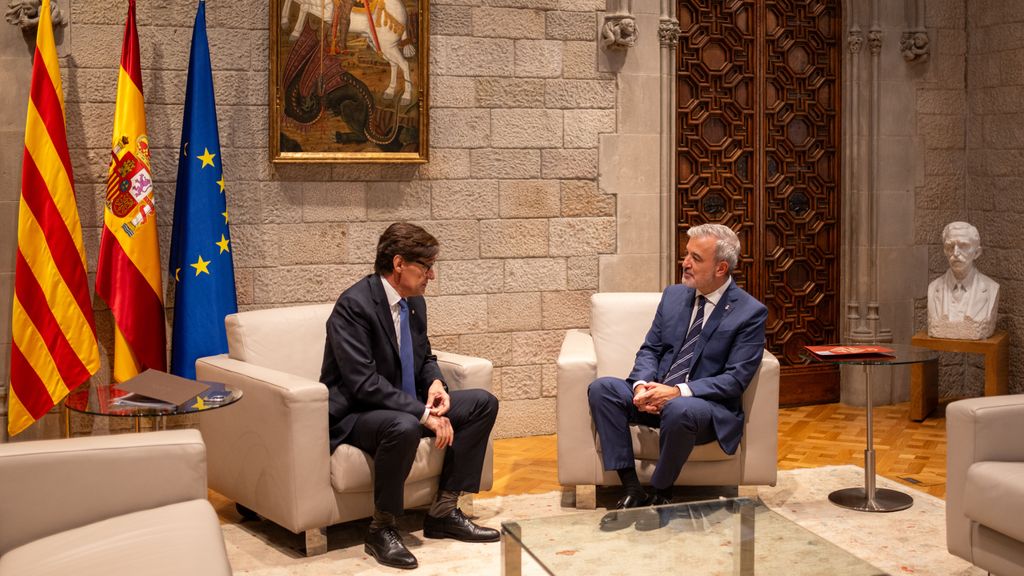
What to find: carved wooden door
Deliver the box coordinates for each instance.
[675,0,842,405]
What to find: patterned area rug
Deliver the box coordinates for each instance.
[222,465,983,575]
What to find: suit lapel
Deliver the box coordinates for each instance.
[690,282,737,367]
[369,275,400,358]
[670,290,695,357]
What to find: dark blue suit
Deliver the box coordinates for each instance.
[320,274,498,515]
[588,281,767,489]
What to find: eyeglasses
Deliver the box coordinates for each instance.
[409,259,435,272]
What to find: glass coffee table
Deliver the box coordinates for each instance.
[64,381,242,434]
[501,497,886,576]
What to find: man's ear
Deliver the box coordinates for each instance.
[716,260,729,277]
[393,254,405,272]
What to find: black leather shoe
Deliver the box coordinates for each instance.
[365,526,418,570]
[613,492,651,510]
[423,508,500,542]
[649,494,672,507]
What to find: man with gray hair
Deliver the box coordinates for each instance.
[927,221,1000,339]
[588,224,767,527]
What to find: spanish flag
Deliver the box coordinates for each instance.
[8,0,100,436]
[95,0,167,382]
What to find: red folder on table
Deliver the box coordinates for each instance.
[804,345,895,359]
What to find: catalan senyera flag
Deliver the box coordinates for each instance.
[95,0,167,382]
[169,1,238,379]
[8,0,100,436]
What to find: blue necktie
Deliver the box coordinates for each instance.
[664,296,707,386]
[398,299,416,398]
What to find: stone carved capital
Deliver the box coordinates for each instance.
[900,30,930,63]
[848,29,864,54]
[658,18,680,47]
[868,29,883,56]
[602,14,638,51]
[6,0,65,31]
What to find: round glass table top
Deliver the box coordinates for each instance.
[65,382,242,418]
[801,343,939,366]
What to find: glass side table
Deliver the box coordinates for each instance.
[804,344,938,512]
[64,381,242,435]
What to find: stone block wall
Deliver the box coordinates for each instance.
[0,0,637,440]
[961,0,1024,395]
[910,0,976,395]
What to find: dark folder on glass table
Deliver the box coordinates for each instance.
[115,369,210,406]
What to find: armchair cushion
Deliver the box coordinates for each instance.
[0,500,229,576]
[330,442,445,492]
[964,461,1024,544]
[626,426,732,462]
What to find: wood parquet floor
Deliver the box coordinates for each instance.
[480,401,950,500]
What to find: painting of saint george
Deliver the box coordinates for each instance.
[270,0,428,162]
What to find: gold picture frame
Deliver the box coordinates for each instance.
[270,0,429,163]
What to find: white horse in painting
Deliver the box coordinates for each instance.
[281,0,416,105]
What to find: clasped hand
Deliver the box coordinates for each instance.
[424,380,453,448]
[633,382,680,414]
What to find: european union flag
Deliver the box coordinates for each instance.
[169,0,237,379]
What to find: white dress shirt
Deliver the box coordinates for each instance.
[634,277,732,397]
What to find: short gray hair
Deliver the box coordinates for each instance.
[942,221,980,245]
[687,224,740,273]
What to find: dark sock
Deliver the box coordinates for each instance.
[616,467,645,498]
[655,486,673,501]
[427,489,460,518]
[369,509,397,532]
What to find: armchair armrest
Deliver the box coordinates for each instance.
[0,429,206,555]
[436,351,493,393]
[556,329,599,485]
[946,395,1024,558]
[196,354,336,534]
[435,350,494,490]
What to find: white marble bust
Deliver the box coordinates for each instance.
[928,222,999,340]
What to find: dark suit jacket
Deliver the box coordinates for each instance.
[627,281,767,455]
[320,274,445,451]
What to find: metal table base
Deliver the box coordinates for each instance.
[829,363,913,513]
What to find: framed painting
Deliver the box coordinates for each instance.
[270,0,429,163]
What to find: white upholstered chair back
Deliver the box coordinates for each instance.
[591,292,662,378]
[224,303,332,381]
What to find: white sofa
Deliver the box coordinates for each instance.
[0,430,230,576]
[946,395,1024,576]
[556,292,780,508]
[196,303,494,555]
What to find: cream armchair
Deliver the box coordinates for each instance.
[946,395,1024,576]
[196,303,494,556]
[557,292,780,508]
[0,430,230,576]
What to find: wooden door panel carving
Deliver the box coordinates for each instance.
[676,0,841,405]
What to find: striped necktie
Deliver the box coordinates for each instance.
[663,295,707,386]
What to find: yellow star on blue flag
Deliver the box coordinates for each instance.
[168,0,237,379]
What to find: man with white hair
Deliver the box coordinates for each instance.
[588,224,767,526]
[927,221,1000,339]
